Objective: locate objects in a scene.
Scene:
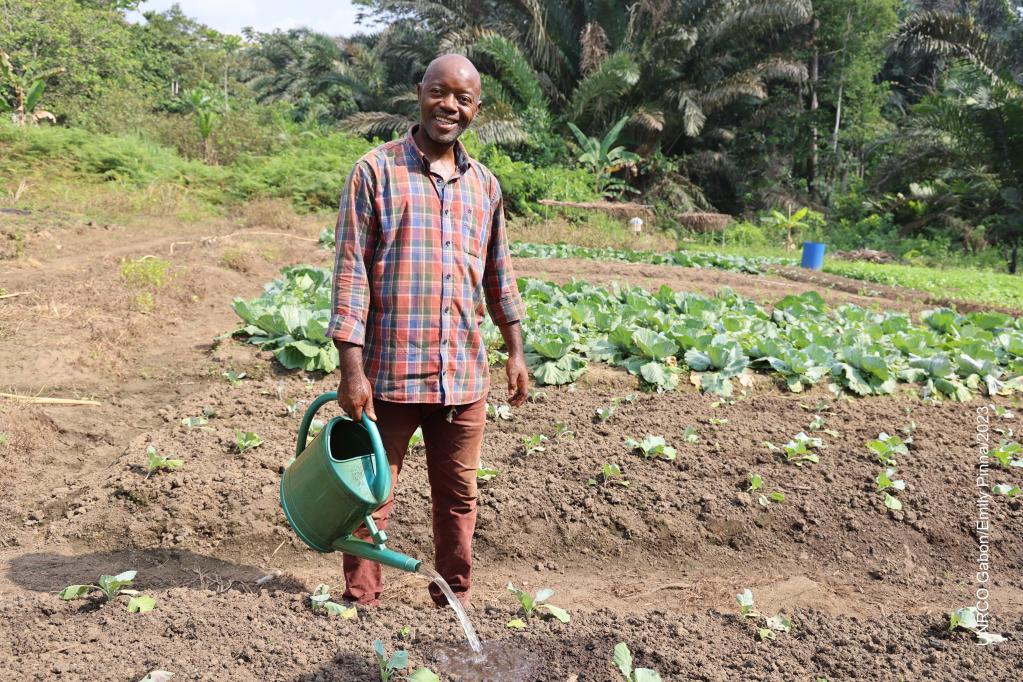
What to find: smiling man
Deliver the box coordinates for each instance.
[327,54,528,609]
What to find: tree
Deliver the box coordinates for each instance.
[0,50,65,125]
[180,89,219,163]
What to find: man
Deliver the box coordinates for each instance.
[327,54,529,609]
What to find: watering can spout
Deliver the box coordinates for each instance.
[279,391,422,574]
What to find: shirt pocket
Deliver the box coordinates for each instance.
[460,205,489,258]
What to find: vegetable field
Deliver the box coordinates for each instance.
[1,219,1020,681]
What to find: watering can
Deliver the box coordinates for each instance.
[279,391,421,573]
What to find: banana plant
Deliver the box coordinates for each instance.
[0,50,64,126]
[567,116,640,198]
[180,89,220,163]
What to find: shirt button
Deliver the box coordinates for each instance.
[444,209,450,215]
[445,273,451,280]
[444,306,450,313]
[445,240,451,247]
[442,339,448,346]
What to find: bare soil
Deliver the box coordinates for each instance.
[0,214,1019,680]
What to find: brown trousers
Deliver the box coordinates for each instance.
[342,397,486,607]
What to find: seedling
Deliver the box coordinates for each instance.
[407,427,424,454]
[0,432,7,446]
[145,446,183,479]
[765,432,821,466]
[589,463,630,487]
[235,430,262,453]
[223,370,247,385]
[736,589,760,619]
[522,434,548,456]
[283,397,299,415]
[139,672,174,682]
[991,440,1023,468]
[682,426,699,443]
[60,570,153,612]
[993,405,1015,420]
[799,399,831,413]
[948,606,1007,645]
[808,414,825,430]
[900,420,917,437]
[180,416,207,430]
[876,467,906,493]
[992,483,1021,497]
[527,388,547,402]
[625,435,677,462]
[866,432,909,466]
[708,417,728,426]
[372,640,437,681]
[506,582,570,623]
[397,625,411,640]
[882,492,903,511]
[747,472,784,507]
[736,589,792,642]
[309,584,356,619]
[128,595,157,613]
[476,466,499,482]
[595,406,616,422]
[613,642,662,682]
[555,423,575,440]
[612,393,637,405]
[486,403,512,421]
[507,618,527,629]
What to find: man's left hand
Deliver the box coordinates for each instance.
[505,353,529,407]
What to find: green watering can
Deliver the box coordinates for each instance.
[279,391,421,573]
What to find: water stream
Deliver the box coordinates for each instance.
[418,565,483,654]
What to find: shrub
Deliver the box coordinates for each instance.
[478,146,598,217]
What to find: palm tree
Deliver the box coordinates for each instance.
[877,10,1023,272]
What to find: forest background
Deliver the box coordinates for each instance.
[1,0,1022,275]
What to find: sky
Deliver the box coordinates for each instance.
[126,0,380,37]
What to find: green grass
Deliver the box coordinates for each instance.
[822,260,1023,311]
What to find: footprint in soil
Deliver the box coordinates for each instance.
[7,548,306,595]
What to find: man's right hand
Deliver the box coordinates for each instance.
[336,342,376,421]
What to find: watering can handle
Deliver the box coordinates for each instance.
[295,392,392,504]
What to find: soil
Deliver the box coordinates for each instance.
[0,213,1020,681]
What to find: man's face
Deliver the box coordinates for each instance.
[417,64,481,146]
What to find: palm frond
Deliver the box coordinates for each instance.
[470,31,547,111]
[566,51,640,125]
[471,100,530,146]
[339,111,415,139]
[580,21,610,75]
[897,11,1003,82]
[628,106,665,133]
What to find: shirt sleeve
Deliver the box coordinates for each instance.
[482,181,525,326]
[327,162,376,345]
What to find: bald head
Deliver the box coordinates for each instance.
[416,54,483,147]
[421,54,481,94]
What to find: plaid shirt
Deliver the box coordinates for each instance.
[327,127,524,405]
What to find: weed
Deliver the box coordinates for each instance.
[506,583,570,624]
[120,256,173,289]
[613,642,662,681]
[309,584,356,619]
[625,435,677,462]
[220,248,253,273]
[145,445,183,479]
[235,431,262,453]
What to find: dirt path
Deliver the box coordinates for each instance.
[1,219,1019,680]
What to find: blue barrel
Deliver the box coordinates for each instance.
[800,242,826,270]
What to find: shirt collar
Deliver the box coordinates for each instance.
[405,125,471,175]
